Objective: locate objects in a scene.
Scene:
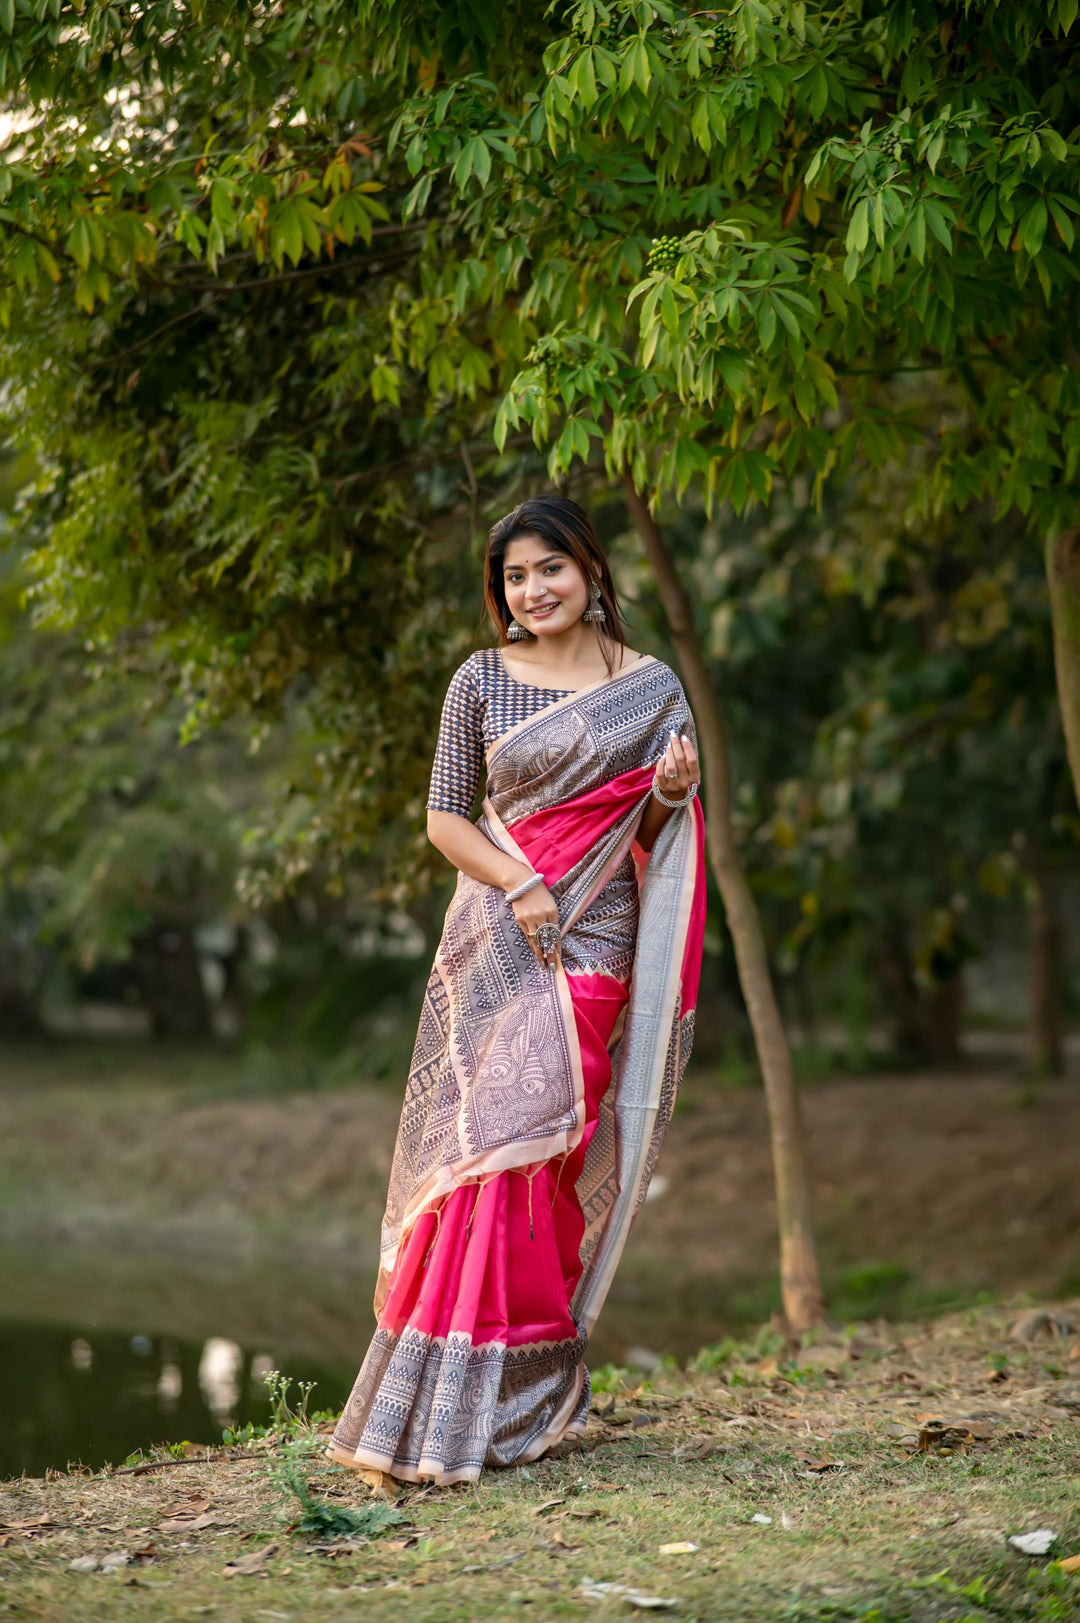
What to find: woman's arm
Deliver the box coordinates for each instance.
[427,810,564,971]
[426,809,534,893]
[637,729,700,852]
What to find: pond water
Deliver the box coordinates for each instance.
[0,1240,736,1480]
[0,1321,355,1480]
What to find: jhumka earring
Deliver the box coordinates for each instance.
[582,579,606,624]
[506,617,530,641]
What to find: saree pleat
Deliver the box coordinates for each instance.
[330,657,706,1483]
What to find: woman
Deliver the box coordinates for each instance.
[329,496,705,1485]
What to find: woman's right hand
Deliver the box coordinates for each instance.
[510,882,563,972]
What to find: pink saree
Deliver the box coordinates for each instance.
[329,656,705,1483]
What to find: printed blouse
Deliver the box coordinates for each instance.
[426,647,575,817]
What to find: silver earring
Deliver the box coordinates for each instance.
[506,618,530,641]
[582,580,606,624]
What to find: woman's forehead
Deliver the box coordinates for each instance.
[503,533,562,568]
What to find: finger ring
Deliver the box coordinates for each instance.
[533,922,561,956]
[666,769,678,779]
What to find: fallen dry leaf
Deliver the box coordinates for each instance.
[797,1457,844,1472]
[158,1497,213,1518]
[531,1498,566,1517]
[158,1512,235,1534]
[678,1438,723,1461]
[3,1513,54,1532]
[1011,1309,1076,1343]
[356,1468,396,1500]
[658,1541,699,1554]
[223,1543,278,1578]
[1056,1553,1080,1574]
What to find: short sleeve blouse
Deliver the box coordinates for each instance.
[425,648,574,818]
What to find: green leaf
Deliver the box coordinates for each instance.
[1018,198,1048,257]
[691,95,712,153]
[922,200,953,252]
[808,65,828,120]
[1048,196,1075,250]
[0,0,14,33]
[67,215,93,270]
[910,205,926,263]
[846,199,869,254]
[271,201,304,267]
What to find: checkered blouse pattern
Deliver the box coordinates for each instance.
[425,648,573,818]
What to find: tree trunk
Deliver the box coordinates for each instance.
[876,915,929,1065]
[624,478,826,1335]
[1026,864,1063,1078]
[131,922,213,1041]
[1046,527,1080,809]
[926,971,964,1066]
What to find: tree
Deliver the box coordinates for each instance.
[5,0,1079,1325]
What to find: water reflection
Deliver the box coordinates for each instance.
[0,1322,354,1480]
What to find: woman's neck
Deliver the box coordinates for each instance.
[501,625,632,684]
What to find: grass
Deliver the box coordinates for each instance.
[2,1303,1079,1622]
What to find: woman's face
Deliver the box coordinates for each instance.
[502,535,590,639]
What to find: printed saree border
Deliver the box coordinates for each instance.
[571,798,703,1337]
[485,652,658,766]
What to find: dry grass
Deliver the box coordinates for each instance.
[3,1303,1079,1623]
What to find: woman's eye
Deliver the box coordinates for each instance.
[544,564,562,574]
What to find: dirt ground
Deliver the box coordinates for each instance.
[1,1049,1078,1354]
[2,1302,1079,1623]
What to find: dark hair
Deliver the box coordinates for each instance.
[484,496,628,666]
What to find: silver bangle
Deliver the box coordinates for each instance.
[505,871,544,903]
[652,780,699,810]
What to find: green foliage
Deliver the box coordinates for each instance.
[588,1362,633,1394]
[271,1439,405,1539]
[1,0,1078,970]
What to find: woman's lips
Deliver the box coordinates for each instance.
[527,602,559,619]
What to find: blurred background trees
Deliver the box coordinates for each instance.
[0,1,1076,1092]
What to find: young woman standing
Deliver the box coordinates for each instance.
[329,496,705,1484]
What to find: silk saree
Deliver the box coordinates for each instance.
[329,655,706,1483]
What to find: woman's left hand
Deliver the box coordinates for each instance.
[654,729,700,800]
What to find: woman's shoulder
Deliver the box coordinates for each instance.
[620,650,680,687]
[444,647,498,689]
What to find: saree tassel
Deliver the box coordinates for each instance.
[464,1172,500,1240]
[422,1198,446,1268]
[524,1166,541,1240]
[549,1149,571,1210]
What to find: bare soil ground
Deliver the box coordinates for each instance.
[2,1303,1079,1623]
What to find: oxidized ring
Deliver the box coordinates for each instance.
[533,922,562,957]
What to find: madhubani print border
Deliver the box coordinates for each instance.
[571,799,701,1339]
[486,657,693,829]
[329,1325,588,1485]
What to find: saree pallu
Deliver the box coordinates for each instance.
[329,656,706,1483]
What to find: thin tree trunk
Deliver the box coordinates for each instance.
[1026,864,1063,1077]
[624,478,826,1334]
[1047,527,1080,808]
[132,922,213,1041]
[876,914,929,1065]
[926,971,964,1066]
